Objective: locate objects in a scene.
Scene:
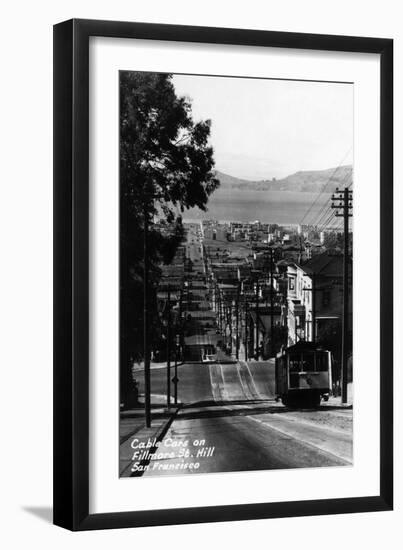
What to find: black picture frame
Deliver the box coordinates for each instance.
[53,18,393,531]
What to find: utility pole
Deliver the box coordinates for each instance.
[223,300,227,348]
[173,333,179,405]
[222,296,226,346]
[255,278,259,359]
[244,301,249,362]
[283,291,289,347]
[166,287,171,409]
[186,280,190,313]
[217,284,223,334]
[332,187,353,404]
[228,301,232,355]
[302,273,323,342]
[217,284,222,333]
[173,287,183,405]
[235,282,240,360]
[269,248,274,357]
[143,203,151,428]
[312,272,316,342]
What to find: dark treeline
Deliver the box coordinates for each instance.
[120,72,218,406]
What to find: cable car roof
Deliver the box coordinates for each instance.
[283,341,328,353]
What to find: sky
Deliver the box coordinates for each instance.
[172,74,353,181]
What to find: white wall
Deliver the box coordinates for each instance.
[0,0,401,547]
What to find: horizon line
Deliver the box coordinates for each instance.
[214,163,353,183]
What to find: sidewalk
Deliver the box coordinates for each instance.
[327,382,354,407]
[119,403,181,477]
[132,361,183,372]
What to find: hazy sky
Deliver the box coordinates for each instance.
[172,74,353,181]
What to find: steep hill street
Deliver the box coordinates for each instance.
[120,222,352,477]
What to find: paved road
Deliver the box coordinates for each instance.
[143,399,350,476]
[135,360,275,405]
[125,224,353,476]
[185,225,203,264]
[130,361,352,476]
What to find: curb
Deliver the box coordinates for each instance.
[120,406,181,477]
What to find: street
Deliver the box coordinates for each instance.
[121,222,353,477]
[123,360,352,477]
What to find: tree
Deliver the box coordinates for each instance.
[120,72,219,406]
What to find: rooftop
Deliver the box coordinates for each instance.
[301,252,344,277]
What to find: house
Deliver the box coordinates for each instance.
[284,252,351,357]
[247,306,283,358]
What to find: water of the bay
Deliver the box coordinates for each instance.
[184,189,332,226]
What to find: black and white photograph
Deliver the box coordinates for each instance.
[0,0,397,542]
[119,71,354,478]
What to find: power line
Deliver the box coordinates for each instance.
[299,148,352,226]
[313,204,333,228]
[315,178,352,227]
[308,169,353,228]
[318,211,338,232]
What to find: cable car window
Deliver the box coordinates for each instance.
[301,352,315,372]
[316,351,328,371]
[289,354,301,371]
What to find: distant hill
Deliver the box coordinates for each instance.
[215,165,352,193]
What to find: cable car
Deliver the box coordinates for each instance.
[275,341,332,407]
[202,345,217,363]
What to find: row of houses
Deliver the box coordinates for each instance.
[208,244,351,364]
[155,222,351,377]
